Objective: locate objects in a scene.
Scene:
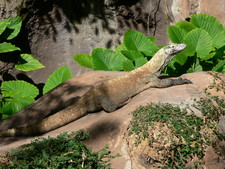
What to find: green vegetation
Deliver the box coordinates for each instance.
[0,17,72,119]
[0,16,44,71]
[73,14,225,75]
[167,13,225,75]
[0,16,43,119]
[205,72,225,94]
[73,30,160,72]
[0,130,119,169]
[43,66,72,94]
[128,96,225,168]
[0,80,39,118]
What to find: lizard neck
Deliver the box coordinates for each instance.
[131,49,171,75]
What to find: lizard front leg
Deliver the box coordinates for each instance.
[149,75,192,88]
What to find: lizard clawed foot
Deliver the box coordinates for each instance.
[173,78,192,85]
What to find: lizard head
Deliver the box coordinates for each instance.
[156,43,186,74]
[164,43,186,56]
[142,43,186,75]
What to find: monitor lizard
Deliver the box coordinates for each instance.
[0,43,192,137]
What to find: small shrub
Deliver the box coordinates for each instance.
[0,130,119,169]
[128,97,225,168]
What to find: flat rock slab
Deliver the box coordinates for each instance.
[0,71,224,169]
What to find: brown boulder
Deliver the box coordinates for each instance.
[0,71,224,168]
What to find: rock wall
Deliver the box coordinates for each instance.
[0,0,225,83]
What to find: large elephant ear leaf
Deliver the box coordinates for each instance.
[123,60,135,71]
[114,43,128,52]
[3,16,22,40]
[1,80,39,116]
[0,42,20,53]
[121,50,144,61]
[124,30,158,56]
[92,48,128,71]
[0,20,10,35]
[43,66,72,94]
[212,59,225,72]
[73,54,94,69]
[184,28,213,59]
[168,26,187,43]
[174,21,196,32]
[191,14,225,48]
[15,54,45,71]
[173,52,188,66]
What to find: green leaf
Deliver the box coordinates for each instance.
[201,52,216,61]
[166,60,176,72]
[194,59,203,72]
[187,58,203,73]
[92,48,128,71]
[114,43,128,52]
[191,14,225,48]
[0,42,20,53]
[134,57,148,68]
[121,50,144,61]
[123,60,135,71]
[184,28,213,58]
[124,30,158,56]
[43,66,72,94]
[174,52,188,65]
[1,97,35,117]
[168,26,187,43]
[0,20,10,35]
[1,80,39,115]
[73,54,94,69]
[15,54,45,71]
[212,59,225,72]
[175,21,196,32]
[149,37,157,43]
[1,80,38,99]
[3,16,22,40]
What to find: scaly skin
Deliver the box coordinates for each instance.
[0,43,192,137]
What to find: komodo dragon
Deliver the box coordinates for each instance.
[0,43,192,137]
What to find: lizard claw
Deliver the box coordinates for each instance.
[173,78,192,85]
[181,78,192,84]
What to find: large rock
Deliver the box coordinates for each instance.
[0,71,224,168]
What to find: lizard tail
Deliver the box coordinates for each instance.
[0,103,87,137]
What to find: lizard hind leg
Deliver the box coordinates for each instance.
[99,95,131,113]
[99,95,119,113]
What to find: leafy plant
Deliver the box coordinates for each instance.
[0,17,72,119]
[73,14,225,76]
[0,130,120,168]
[0,81,39,119]
[0,16,44,71]
[167,13,225,75]
[0,66,72,119]
[0,16,45,118]
[43,66,72,94]
[15,54,45,71]
[73,30,160,71]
